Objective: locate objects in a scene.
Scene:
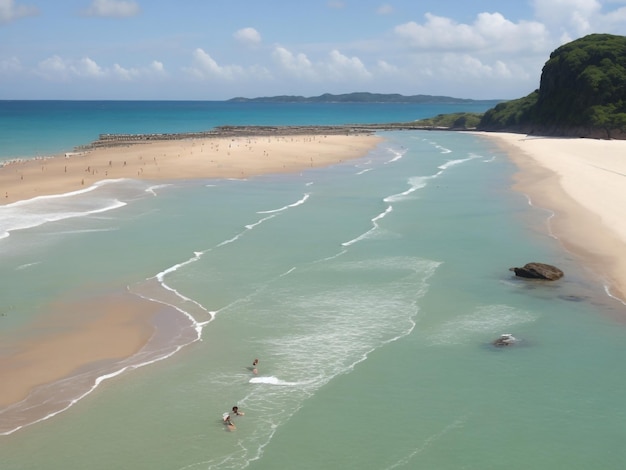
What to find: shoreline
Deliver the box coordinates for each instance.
[476,132,626,304]
[0,132,382,433]
[0,290,161,435]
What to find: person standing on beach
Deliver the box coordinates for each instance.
[252,358,259,375]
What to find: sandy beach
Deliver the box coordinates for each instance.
[478,132,626,304]
[0,133,381,205]
[0,133,381,412]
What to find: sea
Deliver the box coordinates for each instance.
[1,100,626,470]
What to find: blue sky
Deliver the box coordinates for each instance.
[2,0,626,100]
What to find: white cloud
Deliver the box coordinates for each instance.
[272,46,316,80]
[113,63,139,80]
[376,59,399,74]
[532,0,600,33]
[150,60,165,74]
[530,0,626,35]
[234,27,262,47]
[394,12,549,53]
[0,0,38,24]
[36,55,165,82]
[325,50,372,81]
[603,5,626,24]
[37,55,71,80]
[113,60,166,80]
[271,46,371,84]
[75,57,104,77]
[83,0,140,18]
[185,48,246,80]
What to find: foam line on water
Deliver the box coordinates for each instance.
[384,175,430,203]
[384,147,406,164]
[343,148,486,247]
[438,152,482,170]
[426,139,452,154]
[15,261,41,270]
[217,213,277,247]
[145,183,172,196]
[257,193,310,214]
[145,190,316,329]
[0,178,155,240]
[341,204,393,246]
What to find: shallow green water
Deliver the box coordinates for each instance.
[2,131,626,469]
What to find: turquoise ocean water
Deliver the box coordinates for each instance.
[1,101,626,469]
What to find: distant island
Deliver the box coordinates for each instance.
[228,92,496,104]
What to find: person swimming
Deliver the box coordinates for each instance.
[223,413,235,428]
[252,358,259,374]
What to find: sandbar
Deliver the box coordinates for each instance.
[477,132,626,303]
[0,133,382,205]
[0,292,157,408]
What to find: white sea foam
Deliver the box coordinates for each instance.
[15,261,40,270]
[427,304,537,346]
[145,183,172,196]
[438,152,482,170]
[384,147,406,164]
[248,376,302,386]
[341,204,393,246]
[257,193,310,214]
[427,140,452,154]
[384,175,430,202]
[0,179,147,240]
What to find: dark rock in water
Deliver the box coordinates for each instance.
[509,262,564,280]
[492,334,517,347]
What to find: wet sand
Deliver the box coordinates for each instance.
[0,292,158,408]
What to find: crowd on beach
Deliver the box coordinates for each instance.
[223,358,259,431]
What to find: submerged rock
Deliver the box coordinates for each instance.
[509,262,564,280]
[492,333,517,347]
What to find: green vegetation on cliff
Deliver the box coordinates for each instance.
[414,112,483,129]
[480,33,626,138]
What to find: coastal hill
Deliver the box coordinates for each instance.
[228,92,491,104]
[478,33,626,139]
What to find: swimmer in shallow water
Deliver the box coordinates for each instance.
[252,358,259,375]
[223,413,235,429]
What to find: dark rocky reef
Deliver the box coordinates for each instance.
[509,262,564,280]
